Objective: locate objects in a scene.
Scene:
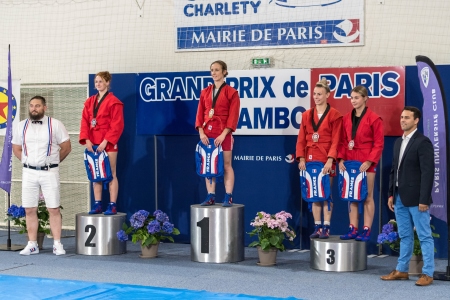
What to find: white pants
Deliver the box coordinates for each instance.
[22,167,60,208]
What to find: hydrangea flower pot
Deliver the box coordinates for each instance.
[408,255,424,275]
[140,242,159,258]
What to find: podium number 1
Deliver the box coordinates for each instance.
[196,217,209,253]
[85,225,96,247]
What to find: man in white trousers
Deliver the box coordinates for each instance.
[12,95,71,255]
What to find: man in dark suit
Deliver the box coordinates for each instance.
[380,106,434,286]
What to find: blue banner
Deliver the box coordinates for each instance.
[0,46,14,193]
[177,19,361,50]
[416,55,448,223]
[175,0,364,51]
[136,70,310,136]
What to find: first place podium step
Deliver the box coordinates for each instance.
[190,204,244,263]
[76,212,126,256]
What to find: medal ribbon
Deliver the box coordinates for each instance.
[211,82,226,113]
[93,91,109,120]
[311,103,331,132]
[351,107,367,139]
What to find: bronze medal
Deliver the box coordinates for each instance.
[312,132,319,142]
[348,140,354,150]
[311,104,330,143]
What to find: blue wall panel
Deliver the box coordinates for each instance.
[88,66,449,258]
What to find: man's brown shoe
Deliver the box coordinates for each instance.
[380,270,409,280]
[415,274,433,286]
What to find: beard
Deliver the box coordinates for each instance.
[29,110,45,121]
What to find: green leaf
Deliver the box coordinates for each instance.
[269,235,280,247]
[248,241,259,247]
[260,239,270,250]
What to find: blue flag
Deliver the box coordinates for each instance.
[0,45,13,193]
[416,55,447,223]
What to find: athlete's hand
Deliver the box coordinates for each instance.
[200,132,209,146]
[339,159,346,172]
[85,140,94,153]
[298,159,306,171]
[359,161,372,172]
[214,134,226,147]
[97,140,108,153]
[323,159,333,174]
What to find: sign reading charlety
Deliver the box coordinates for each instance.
[175,0,364,51]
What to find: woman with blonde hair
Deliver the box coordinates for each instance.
[296,78,343,239]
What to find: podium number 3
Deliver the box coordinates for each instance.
[327,249,335,264]
[196,217,209,253]
[85,225,96,247]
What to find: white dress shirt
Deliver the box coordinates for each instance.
[396,128,417,186]
[12,116,70,166]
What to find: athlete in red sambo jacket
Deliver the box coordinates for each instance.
[79,71,124,215]
[195,60,240,207]
[296,78,342,239]
[338,85,384,241]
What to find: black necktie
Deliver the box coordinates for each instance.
[32,120,42,124]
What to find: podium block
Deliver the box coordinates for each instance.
[76,212,126,255]
[191,204,244,263]
[310,236,367,272]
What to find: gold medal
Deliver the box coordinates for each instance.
[312,132,319,142]
[348,140,355,150]
[209,109,214,118]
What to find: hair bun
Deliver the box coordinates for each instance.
[318,77,328,87]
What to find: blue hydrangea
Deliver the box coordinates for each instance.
[387,231,399,243]
[153,210,169,223]
[162,221,174,234]
[137,210,149,218]
[130,210,149,229]
[147,220,161,234]
[377,233,387,244]
[7,205,25,218]
[116,230,128,242]
[382,223,394,234]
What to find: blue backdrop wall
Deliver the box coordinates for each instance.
[88,65,449,258]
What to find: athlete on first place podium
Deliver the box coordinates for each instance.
[195,60,240,207]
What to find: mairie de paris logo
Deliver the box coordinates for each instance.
[0,87,17,129]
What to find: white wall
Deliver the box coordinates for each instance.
[0,0,449,83]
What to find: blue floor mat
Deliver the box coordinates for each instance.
[0,275,300,300]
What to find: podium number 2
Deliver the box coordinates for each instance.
[196,217,209,253]
[85,225,96,247]
[327,249,335,264]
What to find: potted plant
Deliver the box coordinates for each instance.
[5,199,61,249]
[248,211,296,266]
[117,209,180,258]
[377,219,440,274]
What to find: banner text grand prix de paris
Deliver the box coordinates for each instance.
[137,69,310,136]
[312,66,405,136]
[175,0,364,51]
